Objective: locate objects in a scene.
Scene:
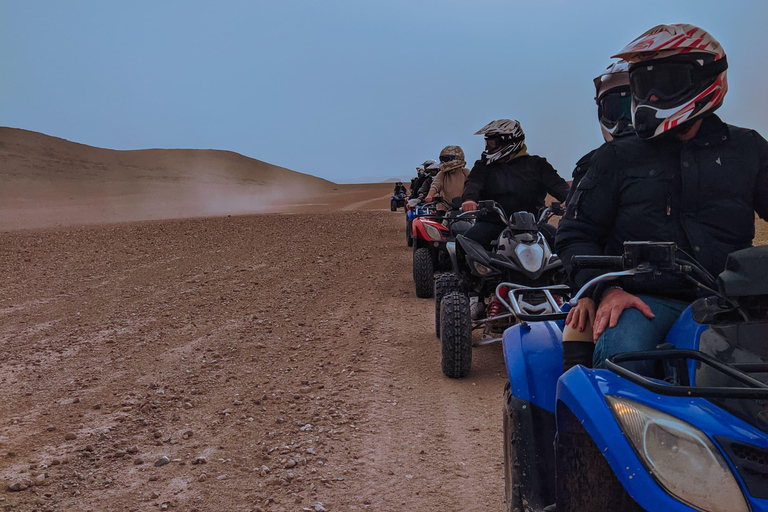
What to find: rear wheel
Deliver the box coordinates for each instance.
[434,272,460,338]
[413,247,434,298]
[440,291,472,378]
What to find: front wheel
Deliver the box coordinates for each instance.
[390,201,397,212]
[503,384,526,512]
[434,272,460,338]
[413,247,434,298]
[440,291,472,378]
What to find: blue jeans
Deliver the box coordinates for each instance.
[593,295,690,377]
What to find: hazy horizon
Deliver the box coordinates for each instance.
[3,1,767,183]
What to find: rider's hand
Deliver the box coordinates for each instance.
[592,288,655,342]
[565,298,595,334]
[462,200,478,211]
[425,195,434,203]
[419,193,425,198]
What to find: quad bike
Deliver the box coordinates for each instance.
[405,198,435,247]
[390,191,407,211]
[500,241,768,512]
[436,200,565,378]
[411,198,473,298]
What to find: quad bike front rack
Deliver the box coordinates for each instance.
[495,283,571,324]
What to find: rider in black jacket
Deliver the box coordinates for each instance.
[556,24,768,375]
[461,119,569,248]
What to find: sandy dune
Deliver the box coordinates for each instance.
[0,128,393,229]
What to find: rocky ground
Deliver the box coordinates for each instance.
[0,209,507,512]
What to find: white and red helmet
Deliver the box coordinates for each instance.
[613,24,728,139]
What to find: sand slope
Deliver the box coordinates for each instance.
[0,128,392,229]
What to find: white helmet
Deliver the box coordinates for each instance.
[593,61,633,141]
[475,119,525,163]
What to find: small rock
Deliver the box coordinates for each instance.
[285,459,296,469]
[192,457,207,465]
[92,403,101,410]
[64,432,77,441]
[314,503,327,512]
[33,474,46,486]
[182,430,193,440]
[114,451,127,458]
[299,387,312,394]
[150,491,160,499]
[134,458,144,465]
[127,446,139,454]
[198,473,208,482]
[216,474,227,480]
[154,456,171,467]
[50,459,61,466]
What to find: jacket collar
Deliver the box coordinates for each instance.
[689,114,730,147]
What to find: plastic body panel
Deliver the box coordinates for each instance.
[502,321,563,413]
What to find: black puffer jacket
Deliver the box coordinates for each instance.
[462,154,569,222]
[556,115,768,299]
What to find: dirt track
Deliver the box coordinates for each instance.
[0,209,507,511]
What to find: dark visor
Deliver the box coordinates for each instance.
[599,89,632,127]
[439,155,457,162]
[630,56,727,106]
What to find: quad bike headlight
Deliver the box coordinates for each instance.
[515,244,544,273]
[472,261,495,276]
[606,396,748,512]
[423,224,444,241]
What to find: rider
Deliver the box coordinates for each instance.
[425,146,470,211]
[461,119,570,248]
[409,168,423,197]
[393,181,407,195]
[410,160,436,199]
[562,61,636,358]
[417,161,441,197]
[566,60,634,205]
[556,24,768,376]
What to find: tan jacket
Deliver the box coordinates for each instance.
[430,167,470,210]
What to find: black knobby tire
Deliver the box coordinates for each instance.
[390,201,397,212]
[503,383,525,512]
[440,291,472,378]
[413,247,434,298]
[434,272,461,338]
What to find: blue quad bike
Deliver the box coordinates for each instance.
[498,241,768,512]
[391,191,407,212]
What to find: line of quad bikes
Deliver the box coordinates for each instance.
[393,196,768,512]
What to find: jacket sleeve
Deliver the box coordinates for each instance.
[754,131,768,221]
[537,157,570,203]
[462,160,487,202]
[418,177,432,196]
[430,171,445,194]
[555,147,620,295]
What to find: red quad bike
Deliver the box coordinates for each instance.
[411,198,474,298]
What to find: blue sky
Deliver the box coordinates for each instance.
[2,1,767,183]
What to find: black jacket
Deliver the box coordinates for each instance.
[410,175,428,199]
[556,115,768,300]
[565,131,636,206]
[462,154,569,222]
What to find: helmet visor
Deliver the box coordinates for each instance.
[598,89,632,129]
[439,155,457,163]
[629,55,725,108]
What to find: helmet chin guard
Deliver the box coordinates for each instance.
[475,119,525,163]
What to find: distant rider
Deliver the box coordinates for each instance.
[393,181,407,195]
[461,119,570,248]
[556,24,768,376]
[425,146,470,211]
[410,161,436,199]
[417,161,441,198]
